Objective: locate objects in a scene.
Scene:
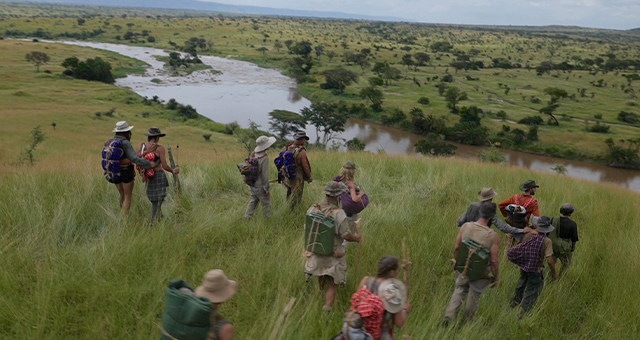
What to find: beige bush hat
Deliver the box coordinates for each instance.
[113,121,134,132]
[477,187,497,202]
[378,278,406,313]
[323,181,349,197]
[194,270,237,303]
[254,135,277,152]
[343,161,356,170]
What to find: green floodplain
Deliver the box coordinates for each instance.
[0,3,640,339]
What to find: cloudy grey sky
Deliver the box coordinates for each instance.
[207,0,640,30]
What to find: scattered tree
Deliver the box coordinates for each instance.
[444,86,468,113]
[300,102,346,145]
[268,109,306,140]
[359,86,384,111]
[415,133,456,156]
[321,67,359,94]
[25,51,49,72]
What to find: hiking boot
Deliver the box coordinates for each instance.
[440,317,452,328]
[509,300,520,308]
[322,305,332,313]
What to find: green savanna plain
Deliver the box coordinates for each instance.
[0,4,640,340]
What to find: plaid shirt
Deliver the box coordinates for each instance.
[507,234,545,272]
[350,287,385,340]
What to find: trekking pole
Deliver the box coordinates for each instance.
[401,237,411,340]
[268,297,296,340]
[167,146,181,194]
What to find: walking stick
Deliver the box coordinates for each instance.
[401,237,411,340]
[167,146,181,194]
[268,297,296,340]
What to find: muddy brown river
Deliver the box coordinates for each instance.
[51,41,640,193]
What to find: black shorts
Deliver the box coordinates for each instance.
[114,166,134,184]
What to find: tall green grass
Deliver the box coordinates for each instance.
[1,150,639,339]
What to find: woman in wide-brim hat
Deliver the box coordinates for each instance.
[195,269,237,340]
[136,127,179,223]
[109,121,155,214]
[243,135,277,219]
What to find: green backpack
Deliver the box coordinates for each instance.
[159,280,213,340]
[549,217,572,256]
[304,205,338,256]
[455,237,491,280]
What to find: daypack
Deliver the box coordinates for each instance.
[102,139,124,183]
[304,205,338,256]
[505,195,536,228]
[549,216,572,257]
[159,280,213,340]
[334,285,383,340]
[274,150,297,182]
[507,235,545,272]
[237,157,258,186]
[455,237,491,280]
[340,190,369,216]
[136,144,156,182]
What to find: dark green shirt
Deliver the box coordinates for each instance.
[113,135,151,168]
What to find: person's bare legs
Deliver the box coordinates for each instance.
[324,281,337,309]
[116,183,125,208]
[121,181,135,214]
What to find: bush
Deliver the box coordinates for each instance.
[223,122,240,135]
[61,56,114,84]
[345,138,366,151]
[381,109,406,125]
[618,111,640,124]
[518,116,544,125]
[586,121,610,133]
[496,110,507,120]
[202,133,212,141]
[417,97,430,105]
[415,133,456,156]
[478,146,507,164]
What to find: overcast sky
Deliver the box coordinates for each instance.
[206,0,640,30]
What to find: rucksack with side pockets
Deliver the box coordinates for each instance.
[549,216,572,257]
[102,139,124,183]
[507,234,545,272]
[274,150,297,182]
[304,205,337,256]
[159,279,213,340]
[237,157,259,186]
[455,237,491,280]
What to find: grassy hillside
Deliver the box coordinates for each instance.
[1,147,639,339]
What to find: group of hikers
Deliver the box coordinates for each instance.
[102,122,579,339]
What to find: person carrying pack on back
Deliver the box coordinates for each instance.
[304,181,361,312]
[508,216,557,318]
[443,201,500,325]
[104,121,155,214]
[549,203,579,275]
[243,135,276,219]
[498,180,540,246]
[281,131,312,209]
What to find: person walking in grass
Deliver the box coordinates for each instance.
[282,131,312,209]
[244,135,276,219]
[334,161,367,234]
[443,202,501,325]
[109,121,155,214]
[304,181,361,312]
[509,216,557,318]
[550,203,579,275]
[457,187,536,240]
[194,269,237,340]
[136,127,179,223]
[347,255,410,340]
[498,180,540,246]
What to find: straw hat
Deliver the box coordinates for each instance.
[254,135,277,153]
[113,121,134,132]
[531,216,554,234]
[378,278,406,313]
[143,127,166,138]
[323,181,349,197]
[194,270,237,304]
[477,187,497,202]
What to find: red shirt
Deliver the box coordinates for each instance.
[350,287,385,340]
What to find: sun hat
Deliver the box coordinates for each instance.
[143,127,166,137]
[113,121,134,132]
[343,161,356,170]
[531,216,554,234]
[378,278,406,313]
[293,131,310,141]
[194,269,237,304]
[560,203,575,216]
[323,181,349,197]
[477,187,497,202]
[519,180,539,192]
[254,135,277,153]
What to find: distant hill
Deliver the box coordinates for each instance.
[4,0,410,22]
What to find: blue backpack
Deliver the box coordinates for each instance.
[102,139,124,183]
[274,150,297,183]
